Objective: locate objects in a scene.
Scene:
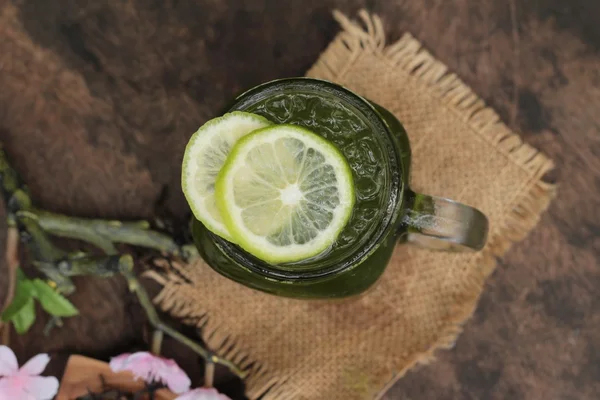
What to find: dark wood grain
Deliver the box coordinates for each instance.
[0,0,598,399]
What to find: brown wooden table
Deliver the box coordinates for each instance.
[0,1,598,399]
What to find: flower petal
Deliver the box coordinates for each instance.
[152,358,189,394]
[24,376,59,400]
[0,346,19,376]
[108,353,133,372]
[110,352,155,382]
[164,369,191,394]
[109,352,191,393]
[0,376,26,399]
[19,354,50,376]
[175,388,232,400]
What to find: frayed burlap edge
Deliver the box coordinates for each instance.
[149,10,556,400]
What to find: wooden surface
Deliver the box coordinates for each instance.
[0,0,598,399]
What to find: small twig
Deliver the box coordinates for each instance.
[35,209,181,256]
[120,262,246,379]
[2,227,19,309]
[16,211,75,295]
[204,360,215,388]
[0,321,7,345]
[43,317,63,336]
[0,227,19,344]
[151,329,163,355]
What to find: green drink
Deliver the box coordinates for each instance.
[188,78,488,299]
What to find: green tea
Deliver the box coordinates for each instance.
[192,78,407,298]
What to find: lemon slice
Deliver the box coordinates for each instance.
[182,111,272,241]
[215,124,355,264]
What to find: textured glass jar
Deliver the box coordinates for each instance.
[192,78,488,299]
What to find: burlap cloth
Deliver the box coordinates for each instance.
[149,11,556,400]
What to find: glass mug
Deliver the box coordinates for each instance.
[191,78,488,299]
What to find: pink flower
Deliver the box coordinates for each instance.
[176,388,232,400]
[0,345,59,400]
[109,351,191,394]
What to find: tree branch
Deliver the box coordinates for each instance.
[2,228,19,309]
[113,257,246,379]
[17,211,75,294]
[204,361,215,388]
[0,227,19,344]
[35,209,181,256]
[0,142,245,379]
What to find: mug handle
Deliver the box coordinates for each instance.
[401,190,489,251]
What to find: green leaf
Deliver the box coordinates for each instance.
[11,297,35,334]
[31,280,79,317]
[16,268,26,280]
[1,280,35,322]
